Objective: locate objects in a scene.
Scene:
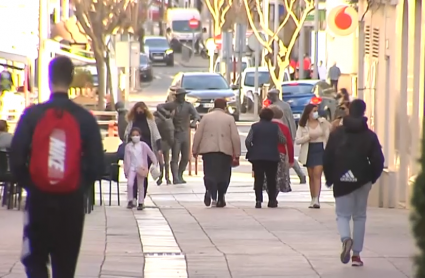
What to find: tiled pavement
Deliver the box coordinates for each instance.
[0,162,416,277]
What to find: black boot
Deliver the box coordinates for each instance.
[267,200,278,208]
[255,201,262,208]
[204,190,211,207]
[216,195,226,207]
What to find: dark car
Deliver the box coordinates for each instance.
[139,54,153,82]
[144,36,174,66]
[279,80,338,124]
[167,72,240,121]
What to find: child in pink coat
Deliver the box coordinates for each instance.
[124,127,158,210]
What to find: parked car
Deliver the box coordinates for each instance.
[139,53,153,82]
[267,80,338,125]
[144,36,174,66]
[167,72,240,121]
[236,66,291,113]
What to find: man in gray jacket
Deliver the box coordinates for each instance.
[267,89,306,184]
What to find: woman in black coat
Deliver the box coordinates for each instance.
[245,108,286,209]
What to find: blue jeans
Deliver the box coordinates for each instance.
[335,183,372,255]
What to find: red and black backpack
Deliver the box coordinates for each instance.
[29,107,82,193]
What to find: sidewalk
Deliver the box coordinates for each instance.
[0,177,415,278]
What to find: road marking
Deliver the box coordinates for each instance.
[134,198,188,278]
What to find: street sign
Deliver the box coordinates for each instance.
[214,34,222,49]
[188,17,199,29]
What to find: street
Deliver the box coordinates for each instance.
[0,56,415,278]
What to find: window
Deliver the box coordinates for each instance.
[282,84,314,95]
[172,20,201,32]
[182,75,229,90]
[244,72,270,87]
[144,38,170,48]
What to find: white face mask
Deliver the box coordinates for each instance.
[131,136,140,143]
[312,111,319,119]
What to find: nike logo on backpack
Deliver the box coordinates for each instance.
[340,170,358,182]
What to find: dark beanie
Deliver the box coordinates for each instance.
[214,98,227,109]
[349,99,366,117]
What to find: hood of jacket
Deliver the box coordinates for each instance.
[342,116,368,133]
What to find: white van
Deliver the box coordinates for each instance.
[237,66,291,113]
[165,8,201,44]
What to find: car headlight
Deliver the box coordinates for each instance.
[225,96,236,102]
[165,49,173,54]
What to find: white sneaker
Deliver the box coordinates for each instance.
[308,198,314,208]
[212,200,217,207]
[313,197,320,209]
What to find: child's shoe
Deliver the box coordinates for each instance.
[137,203,144,211]
[126,201,133,209]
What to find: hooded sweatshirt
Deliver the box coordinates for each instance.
[323,116,385,197]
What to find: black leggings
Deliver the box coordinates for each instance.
[252,160,278,202]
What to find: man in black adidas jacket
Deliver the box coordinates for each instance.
[323,99,384,267]
[10,56,105,278]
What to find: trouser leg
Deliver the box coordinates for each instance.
[137,175,146,204]
[292,160,305,179]
[265,161,278,202]
[253,162,265,202]
[164,149,171,182]
[178,138,190,179]
[50,195,85,278]
[21,197,50,278]
[335,192,355,242]
[202,153,217,200]
[218,154,232,197]
[352,183,372,255]
[171,139,181,181]
[144,161,151,198]
[133,176,138,200]
[127,171,136,202]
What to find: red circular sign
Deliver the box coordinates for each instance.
[188,17,199,29]
[327,5,358,36]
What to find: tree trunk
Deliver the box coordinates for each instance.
[105,51,115,110]
[412,122,425,278]
[94,51,106,110]
[138,27,145,53]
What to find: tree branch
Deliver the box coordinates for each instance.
[219,0,233,28]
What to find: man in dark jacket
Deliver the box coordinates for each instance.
[10,56,105,278]
[323,99,384,267]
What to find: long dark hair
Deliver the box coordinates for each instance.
[298,104,317,127]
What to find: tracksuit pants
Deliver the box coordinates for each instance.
[127,170,146,204]
[21,192,85,278]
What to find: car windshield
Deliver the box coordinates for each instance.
[172,20,201,32]
[244,71,270,87]
[140,55,149,65]
[145,38,169,48]
[282,84,314,94]
[214,62,248,73]
[182,75,229,90]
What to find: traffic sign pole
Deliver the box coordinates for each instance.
[188,17,199,54]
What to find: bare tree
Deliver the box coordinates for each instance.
[204,0,235,34]
[73,0,131,109]
[243,0,314,90]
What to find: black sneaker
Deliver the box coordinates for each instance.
[126,201,133,209]
[255,201,262,208]
[267,200,278,208]
[156,179,163,186]
[340,238,353,264]
[300,176,307,184]
[216,196,226,208]
[204,191,211,207]
[137,204,144,211]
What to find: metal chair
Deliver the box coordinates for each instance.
[97,152,121,206]
[0,151,22,210]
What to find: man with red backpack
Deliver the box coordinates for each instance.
[10,56,105,278]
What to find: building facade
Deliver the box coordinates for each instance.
[358,0,425,208]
